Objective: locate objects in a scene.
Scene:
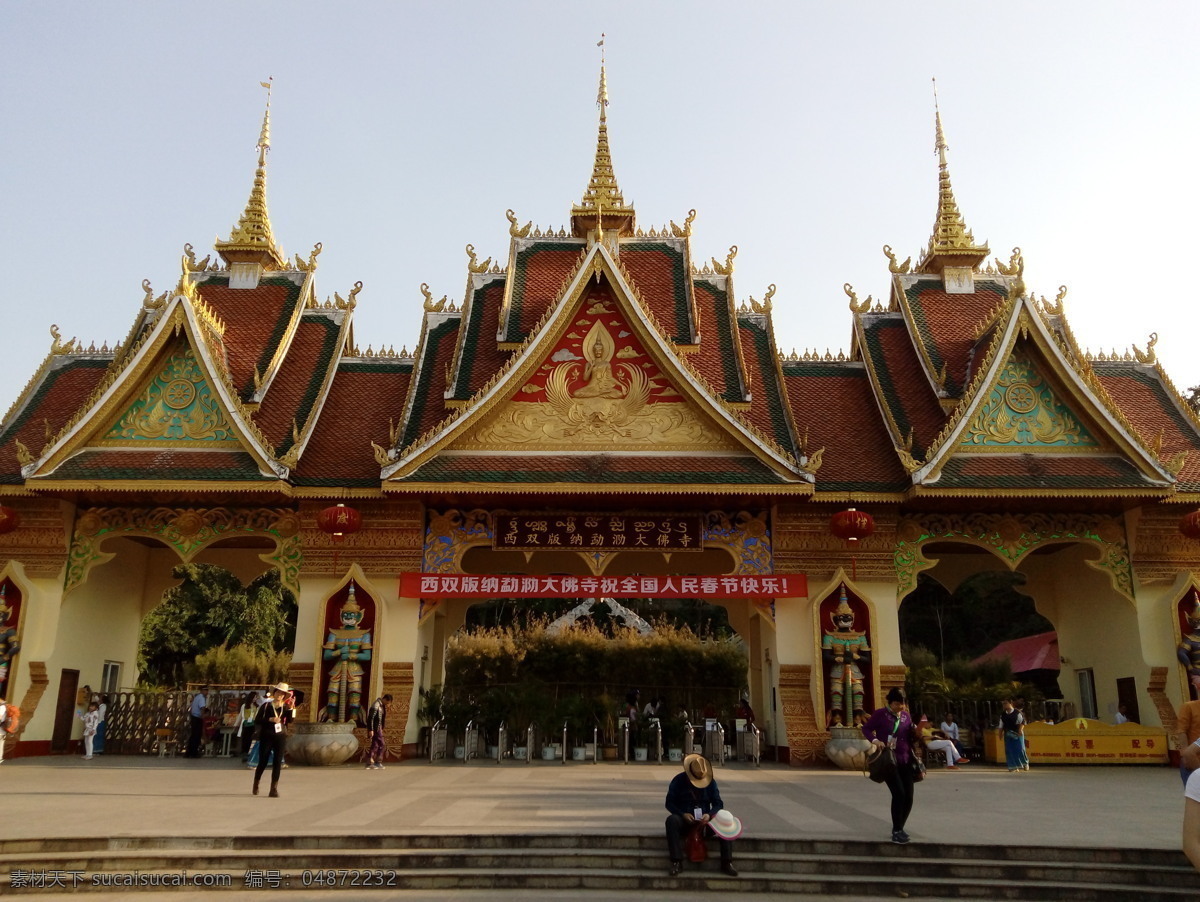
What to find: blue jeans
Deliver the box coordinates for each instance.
[1004,731,1028,770]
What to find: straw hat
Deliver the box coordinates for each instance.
[709,809,743,840]
[272,682,291,694]
[682,753,712,788]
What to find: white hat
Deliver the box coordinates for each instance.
[709,809,742,840]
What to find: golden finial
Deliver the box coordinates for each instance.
[915,79,989,274]
[571,36,635,238]
[1133,332,1159,365]
[883,244,911,274]
[506,209,532,238]
[215,79,286,269]
[465,244,492,273]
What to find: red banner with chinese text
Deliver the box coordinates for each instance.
[399,572,806,600]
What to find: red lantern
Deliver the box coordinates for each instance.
[317,504,362,544]
[1180,511,1200,540]
[0,506,18,535]
[830,508,875,544]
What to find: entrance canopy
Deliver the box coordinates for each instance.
[972,630,1060,674]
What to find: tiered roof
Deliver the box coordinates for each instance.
[2,74,1199,508]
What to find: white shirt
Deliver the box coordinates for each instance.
[940,720,960,741]
[1187,767,1200,803]
[1115,712,1128,724]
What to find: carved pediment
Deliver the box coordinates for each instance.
[461,290,739,452]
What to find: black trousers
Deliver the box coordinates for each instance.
[186,715,203,758]
[254,734,286,786]
[665,813,733,863]
[883,760,916,831]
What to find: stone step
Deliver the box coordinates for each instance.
[2,864,1195,900]
[0,845,1190,885]
[0,835,1192,899]
[0,832,1185,867]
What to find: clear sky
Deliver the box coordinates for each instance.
[3,2,1199,420]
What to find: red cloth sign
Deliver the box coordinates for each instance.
[399,573,806,599]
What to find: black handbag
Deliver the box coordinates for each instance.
[866,745,897,783]
[911,755,926,782]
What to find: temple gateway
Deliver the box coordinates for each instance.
[2,69,1198,762]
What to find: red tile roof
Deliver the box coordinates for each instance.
[1093,362,1200,489]
[0,357,112,483]
[782,361,909,492]
[903,278,1007,396]
[196,274,302,397]
[859,315,948,455]
[294,360,412,487]
[252,314,342,453]
[503,243,585,341]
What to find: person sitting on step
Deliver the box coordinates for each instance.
[664,753,740,878]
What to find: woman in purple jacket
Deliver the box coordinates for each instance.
[862,687,922,844]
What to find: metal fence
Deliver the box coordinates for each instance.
[103,686,264,756]
[909,696,1062,735]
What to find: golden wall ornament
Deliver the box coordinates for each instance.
[1130,504,1200,585]
[0,499,70,578]
[893,511,1134,602]
[778,664,824,764]
[64,506,303,596]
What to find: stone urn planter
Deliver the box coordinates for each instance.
[825,725,871,771]
[285,721,360,766]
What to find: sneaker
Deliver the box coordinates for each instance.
[955,758,969,765]
[891,830,910,844]
[945,765,958,770]
[374,763,385,770]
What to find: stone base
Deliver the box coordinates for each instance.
[824,725,871,771]
[286,721,360,766]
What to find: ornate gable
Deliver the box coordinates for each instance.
[465,282,737,452]
[101,344,239,446]
[912,298,1174,494]
[957,350,1101,451]
[25,297,286,486]
[382,242,811,490]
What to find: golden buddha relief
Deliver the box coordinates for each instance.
[467,299,735,450]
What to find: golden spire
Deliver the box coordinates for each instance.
[571,36,635,238]
[915,80,988,274]
[215,79,286,269]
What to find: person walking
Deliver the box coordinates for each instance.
[862,687,923,844]
[664,753,739,877]
[364,694,392,770]
[1000,698,1029,772]
[252,683,294,798]
[186,686,209,758]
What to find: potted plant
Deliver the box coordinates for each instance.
[663,712,686,762]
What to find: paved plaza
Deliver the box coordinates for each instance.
[0,754,1184,851]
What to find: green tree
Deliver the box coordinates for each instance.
[137,564,297,687]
